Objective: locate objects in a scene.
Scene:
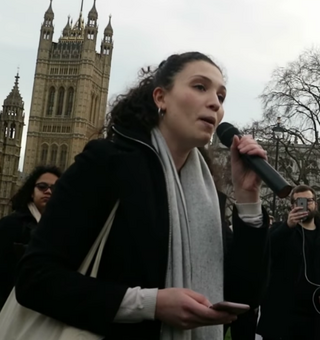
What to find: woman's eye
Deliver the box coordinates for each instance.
[194,84,206,91]
[218,94,225,103]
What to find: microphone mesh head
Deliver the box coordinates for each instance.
[216,122,240,148]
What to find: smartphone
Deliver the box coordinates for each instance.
[296,197,308,212]
[210,301,250,315]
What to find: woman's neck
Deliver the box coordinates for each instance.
[33,202,43,215]
[158,126,190,171]
[172,151,189,172]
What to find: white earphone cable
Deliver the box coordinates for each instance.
[301,226,320,315]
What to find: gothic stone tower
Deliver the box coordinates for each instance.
[0,73,25,217]
[23,0,114,174]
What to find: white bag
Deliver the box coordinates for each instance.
[0,201,119,340]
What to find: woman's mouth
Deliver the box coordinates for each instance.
[199,116,216,128]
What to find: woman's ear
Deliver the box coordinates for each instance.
[153,87,167,111]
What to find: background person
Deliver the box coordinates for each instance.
[0,165,61,310]
[258,185,320,340]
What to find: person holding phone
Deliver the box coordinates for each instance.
[257,185,320,340]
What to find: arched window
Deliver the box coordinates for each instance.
[40,144,49,164]
[89,94,95,122]
[93,96,99,125]
[50,144,58,164]
[56,87,65,116]
[87,32,94,40]
[3,122,8,138]
[59,145,68,171]
[47,87,55,116]
[43,31,50,40]
[65,87,74,116]
[9,123,16,139]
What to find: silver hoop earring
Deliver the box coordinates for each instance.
[158,107,165,117]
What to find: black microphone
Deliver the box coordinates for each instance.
[216,122,292,198]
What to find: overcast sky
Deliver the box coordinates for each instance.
[1,0,320,169]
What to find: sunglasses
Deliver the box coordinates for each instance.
[35,182,55,192]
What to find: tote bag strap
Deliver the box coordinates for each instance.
[78,200,120,276]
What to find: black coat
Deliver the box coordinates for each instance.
[257,219,320,339]
[15,125,269,340]
[0,208,37,310]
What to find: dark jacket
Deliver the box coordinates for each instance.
[257,219,320,338]
[0,208,37,309]
[15,125,269,340]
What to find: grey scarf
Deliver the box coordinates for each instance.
[151,128,224,340]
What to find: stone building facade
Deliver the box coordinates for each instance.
[23,0,114,174]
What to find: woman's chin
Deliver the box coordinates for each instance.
[195,133,212,147]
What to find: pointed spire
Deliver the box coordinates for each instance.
[88,0,98,20]
[69,0,85,38]
[4,72,23,107]
[73,0,85,30]
[79,0,84,28]
[104,15,113,34]
[80,0,84,14]
[62,16,71,37]
[15,69,20,86]
[45,0,54,19]
[101,15,113,54]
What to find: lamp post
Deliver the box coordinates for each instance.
[252,121,259,139]
[272,117,285,218]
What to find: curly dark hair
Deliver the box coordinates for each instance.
[11,165,62,211]
[106,52,222,135]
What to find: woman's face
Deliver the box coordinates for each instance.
[155,61,226,150]
[32,172,59,214]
